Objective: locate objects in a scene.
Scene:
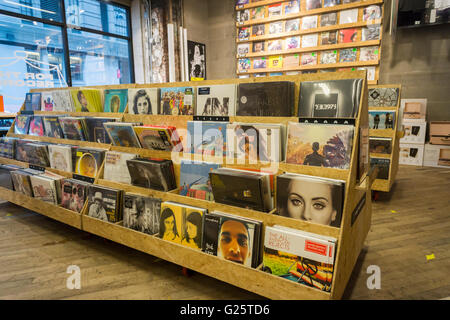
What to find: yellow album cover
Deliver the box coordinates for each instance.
[159,202,183,244]
[181,207,206,251]
[70,89,103,113]
[268,56,283,68]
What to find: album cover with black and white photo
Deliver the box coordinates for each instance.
[123,193,162,235]
[87,185,123,223]
[188,40,206,80]
[126,158,176,192]
[195,84,237,116]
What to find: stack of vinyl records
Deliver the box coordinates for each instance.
[103,122,142,148]
[61,178,91,213]
[103,151,136,184]
[0,164,21,190]
[22,143,50,167]
[126,158,176,192]
[134,125,182,152]
[0,137,17,159]
[29,171,65,204]
[86,185,123,223]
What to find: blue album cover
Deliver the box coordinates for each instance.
[187,121,228,156]
[179,160,220,201]
[104,89,128,113]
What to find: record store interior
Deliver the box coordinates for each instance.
[0,0,448,301]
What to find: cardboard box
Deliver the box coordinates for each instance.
[430,121,450,146]
[423,143,450,168]
[399,143,424,166]
[399,99,427,125]
[400,121,426,145]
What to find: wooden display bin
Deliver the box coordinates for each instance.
[1,71,375,300]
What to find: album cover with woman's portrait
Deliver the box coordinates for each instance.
[286,122,355,169]
[181,206,208,250]
[127,88,159,115]
[123,193,162,235]
[159,201,184,244]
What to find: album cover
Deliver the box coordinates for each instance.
[284,54,300,68]
[127,88,159,115]
[30,174,58,204]
[302,15,318,30]
[48,144,73,172]
[362,24,380,41]
[236,0,249,6]
[284,0,300,14]
[179,160,220,201]
[321,50,338,64]
[181,205,207,250]
[0,137,16,159]
[368,88,399,107]
[23,143,50,167]
[276,173,345,227]
[268,3,282,16]
[252,41,264,53]
[263,225,337,292]
[59,117,87,141]
[306,0,321,10]
[83,117,117,144]
[339,28,358,43]
[286,122,355,169]
[238,58,251,72]
[159,87,194,115]
[195,84,237,117]
[226,123,284,162]
[267,40,283,51]
[236,9,250,23]
[285,18,300,32]
[104,122,141,148]
[321,12,337,27]
[73,147,106,178]
[252,24,265,36]
[28,115,44,136]
[188,40,206,80]
[158,202,184,244]
[14,115,32,135]
[61,178,90,213]
[363,5,382,21]
[253,58,267,69]
[14,140,33,162]
[123,193,162,235]
[70,89,103,113]
[42,116,64,139]
[268,56,283,68]
[210,167,273,212]
[126,158,176,192]
[87,185,123,223]
[360,46,379,61]
[321,31,338,45]
[102,151,135,184]
[237,81,294,116]
[134,125,176,151]
[52,90,75,112]
[301,53,318,66]
[369,111,396,130]
[286,36,300,49]
[24,92,42,112]
[298,79,363,118]
[0,164,17,190]
[10,170,34,196]
[339,48,357,62]
[187,121,228,156]
[369,137,392,154]
[302,34,318,48]
[370,157,390,179]
[324,0,340,7]
[237,43,250,55]
[269,21,283,34]
[103,89,128,113]
[250,6,265,19]
[41,91,54,111]
[269,72,283,76]
[238,27,250,40]
[339,8,359,24]
[203,211,262,268]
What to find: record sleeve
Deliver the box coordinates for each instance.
[360,46,379,61]
[128,88,159,115]
[263,225,336,292]
[195,84,237,117]
[179,160,220,201]
[269,21,283,34]
[268,56,283,68]
[52,89,75,112]
[368,88,399,107]
[73,147,106,178]
[369,137,392,154]
[84,117,119,144]
[70,89,103,112]
[286,36,300,49]
[306,0,321,10]
[370,157,390,179]
[61,178,90,213]
[0,164,18,190]
[253,58,267,69]
[134,126,175,151]
[59,117,87,141]
[42,116,64,139]
[250,6,265,19]
[298,79,363,118]
[321,50,338,64]
[339,28,358,43]
[103,122,142,148]
[238,58,251,72]
[339,8,359,24]
[237,43,250,56]
[238,27,250,40]
[268,3,282,16]
[302,15,318,30]
[209,167,273,212]
[48,144,73,172]
[369,111,396,130]
[321,31,338,45]
[24,92,41,111]
[126,158,176,192]
[284,0,300,14]
[237,81,294,116]
[267,40,282,51]
[301,53,317,66]
[103,89,128,113]
[14,140,33,162]
[159,201,184,244]
[321,12,337,26]
[30,174,58,204]
[10,170,34,196]
[357,67,376,81]
[324,0,340,7]
[0,137,16,159]
[286,122,354,169]
[87,185,122,223]
[104,151,136,184]
[14,115,32,135]
[363,5,382,21]
[276,173,345,227]
[236,9,250,23]
[301,34,318,48]
[159,87,194,115]
[23,143,50,167]
[28,116,45,136]
[285,18,300,32]
[123,193,162,235]
[362,24,380,41]
[187,121,227,156]
[252,41,264,53]
[41,91,54,111]
[284,54,300,68]
[181,205,208,250]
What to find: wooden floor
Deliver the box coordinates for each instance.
[0,165,449,300]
